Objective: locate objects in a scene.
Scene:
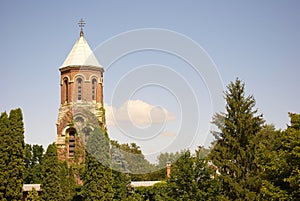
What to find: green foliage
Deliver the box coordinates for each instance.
[254,125,286,199]
[121,143,154,178]
[24,144,44,184]
[256,114,300,200]
[0,112,10,200]
[111,140,155,181]
[209,78,264,200]
[150,151,182,181]
[149,182,169,201]
[134,182,169,201]
[41,143,63,201]
[70,185,84,201]
[81,128,114,200]
[60,161,76,200]
[8,109,25,200]
[167,150,195,200]
[112,170,131,200]
[283,113,300,199]
[167,149,221,201]
[0,109,25,200]
[25,188,40,201]
[0,78,298,200]
[111,142,131,201]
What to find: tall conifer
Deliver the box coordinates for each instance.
[0,112,10,200]
[82,128,114,201]
[60,161,76,200]
[7,109,25,200]
[209,78,264,200]
[41,143,63,201]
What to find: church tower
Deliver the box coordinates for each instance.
[56,20,105,162]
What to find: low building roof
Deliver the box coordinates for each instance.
[131,181,161,187]
[23,184,41,192]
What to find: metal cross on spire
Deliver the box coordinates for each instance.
[78,18,85,36]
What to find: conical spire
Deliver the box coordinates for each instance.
[61,19,102,69]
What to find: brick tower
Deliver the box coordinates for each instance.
[56,20,105,163]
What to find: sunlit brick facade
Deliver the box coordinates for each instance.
[56,29,105,163]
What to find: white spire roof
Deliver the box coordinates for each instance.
[61,33,102,68]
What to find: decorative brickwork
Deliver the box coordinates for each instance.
[56,33,105,165]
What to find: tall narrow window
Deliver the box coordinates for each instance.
[92,79,97,101]
[77,78,82,101]
[68,128,76,158]
[64,79,69,103]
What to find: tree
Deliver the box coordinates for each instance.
[209,78,264,200]
[81,128,114,200]
[257,114,300,200]
[41,143,63,201]
[111,141,131,200]
[110,140,155,181]
[283,113,300,199]
[0,112,10,200]
[150,151,181,180]
[60,161,76,201]
[25,188,40,201]
[0,109,25,200]
[253,125,288,200]
[134,182,169,201]
[5,109,25,200]
[111,170,132,201]
[24,144,44,184]
[167,149,221,201]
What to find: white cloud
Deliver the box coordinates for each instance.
[105,100,175,127]
[160,131,177,137]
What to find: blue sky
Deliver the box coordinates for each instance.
[1,1,299,162]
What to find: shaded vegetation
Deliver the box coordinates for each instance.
[1,79,299,200]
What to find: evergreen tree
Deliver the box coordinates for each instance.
[81,128,114,200]
[41,143,63,201]
[60,161,76,201]
[25,188,40,201]
[6,109,25,200]
[0,109,25,200]
[209,78,264,200]
[0,112,10,200]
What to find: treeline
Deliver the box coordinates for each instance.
[133,80,300,200]
[21,133,188,200]
[0,78,299,200]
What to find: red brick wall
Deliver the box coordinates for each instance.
[60,67,103,104]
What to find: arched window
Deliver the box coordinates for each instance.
[64,78,69,103]
[77,78,82,101]
[92,78,97,101]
